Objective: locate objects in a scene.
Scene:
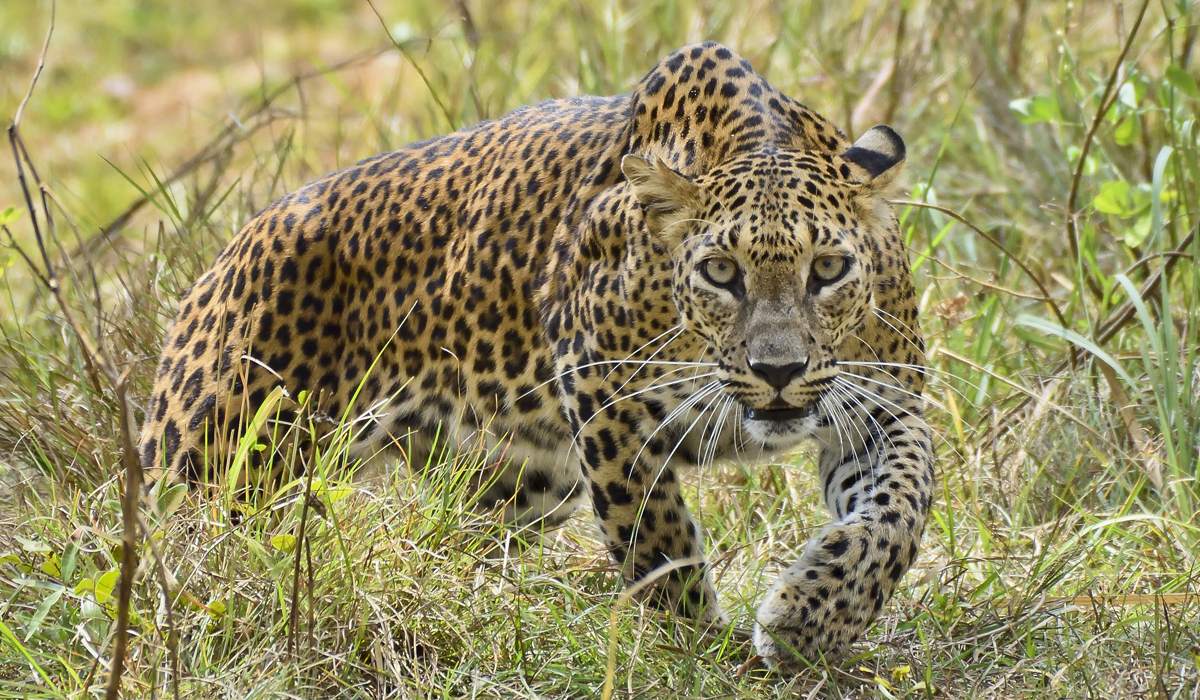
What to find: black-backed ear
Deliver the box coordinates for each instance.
[621,154,700,236]
[841,125,906,191]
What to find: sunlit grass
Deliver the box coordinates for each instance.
[2,0,1199,697]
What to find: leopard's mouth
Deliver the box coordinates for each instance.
[744,398,816,423]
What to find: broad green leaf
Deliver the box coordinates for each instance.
[1125,214,1153,248]
[1113,115,1139,145]
[1118,81,1139,109]
[325,484,353,503]
[1093,181,1139,216]
[0,207,21,227]
[16,536,50,553]
[1150,147,1173,243]
[0,553,22,568]
[1017,315,1136,386]
[1010,96,1060,124]
[311,478,352,503]
[270,534,297,553]
[0,248,16,275]
[241,533,273,567]
[226,386,286,493]
[39,553,60,578]
[156,482,188,519]
[1166,65,1198,98]
[60,542,80,583]
[94,569,120,605]
[207,599,227,618]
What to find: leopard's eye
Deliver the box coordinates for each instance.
[812,255,848,283]
[701,257,739,287]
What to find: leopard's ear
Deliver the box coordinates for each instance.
[621,154,700,237]
[841,125,906,193]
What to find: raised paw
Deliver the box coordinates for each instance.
[751,524,897,671]
[752,571,858,671]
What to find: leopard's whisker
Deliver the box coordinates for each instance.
[832,378,922,459]
[627,380,724,476]
[839,354,982,412]
[520,357,717,400]
[868,309,921,353]
[837,370,948,413]
[628,382,727,562]
[839,355,977,392]
[608,326,692,398]
[703,395,735,469]
[819,384,858,466]
[566,371,720,446]
[602,324,687,381]
[834,376,920,424]
[830,380,882,484]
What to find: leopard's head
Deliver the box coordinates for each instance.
[622,126,906,450]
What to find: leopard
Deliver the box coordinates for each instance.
[138,41,934,670]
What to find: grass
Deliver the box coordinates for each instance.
[1,0,1199,697]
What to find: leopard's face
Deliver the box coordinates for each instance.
[623,134,905,451]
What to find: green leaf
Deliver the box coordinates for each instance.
[17,536,50,553]
[1124,214,1153,248]
[1093,181,1143,217]
[1017,315,1136,386]
[1010,96,1060,124]
[0,206,21,227]
[23,588,63,643]
[94,569,120,605]
[60,542,80,583]
[156,482,188,519]
[311,477,353,503]
[270,534,297,553]
[39,552,60,578]
[1113,115,1139,145]
[207,598,227,618]
[1118,81,1139,109]
[1166,65,1198,98]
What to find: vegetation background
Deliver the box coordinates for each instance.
[0,0,1198,697]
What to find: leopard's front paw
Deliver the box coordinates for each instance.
[752,577,854,672]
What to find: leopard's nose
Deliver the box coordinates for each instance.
[748,358,809,390]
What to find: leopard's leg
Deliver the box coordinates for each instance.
[571,402,726,625]
[753,404,934,668]
[484,456,588,536]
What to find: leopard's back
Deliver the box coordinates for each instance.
[138,95,629,484]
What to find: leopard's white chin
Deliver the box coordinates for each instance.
[740,407,820,453]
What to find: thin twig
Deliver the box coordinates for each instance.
[1090,228,1195,351]
[12,0,53,127]
[893,199,1069,328]
[40,184,103,340]
[7,5,144,698]
[288,469,319,659]
[365,0,456,130]
[986,225,1196,443]
[139,517,182,700]
[70,48,388,263]
[1064,0,1151,261]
